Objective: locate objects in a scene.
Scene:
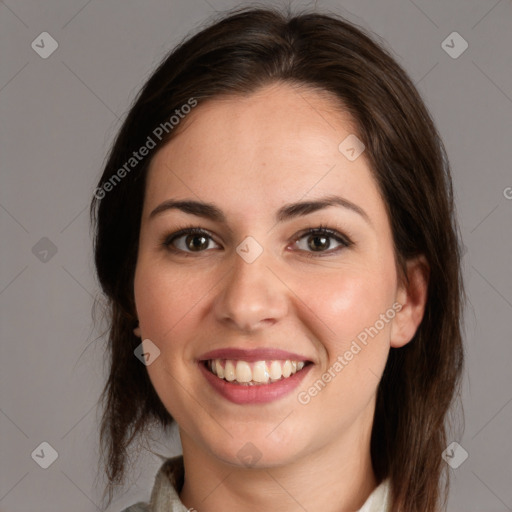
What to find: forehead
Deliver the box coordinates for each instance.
[144,83,385,224]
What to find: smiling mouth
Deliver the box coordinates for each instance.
[205,359,309,385]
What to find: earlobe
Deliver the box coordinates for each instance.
[390,255,429,348]
[133,325,141,337]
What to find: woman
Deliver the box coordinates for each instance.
[91,7,464,512]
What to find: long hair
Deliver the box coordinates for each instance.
[91,7,464,511]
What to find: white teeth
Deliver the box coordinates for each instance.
[224,360,236,382]
[208,358,307,384]
[215,360,224,379]
[269,361,282,380]
[235,361,252,383]
[282,360,292,378]
[252,361,269,383]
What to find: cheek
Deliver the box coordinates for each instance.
[133,262,206,418]
[134,261,200,348]
[292,259,397,379]
[302,267,396,336]
[293,270,395,421]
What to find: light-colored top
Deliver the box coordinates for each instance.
[122,456,391,512]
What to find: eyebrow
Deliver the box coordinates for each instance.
[149,195,372,226]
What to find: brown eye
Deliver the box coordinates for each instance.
[294,227,351,255]
[183,233,210,251]
[164,228,220,253]
[306,233,331,251]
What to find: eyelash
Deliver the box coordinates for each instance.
[162,224,353,258]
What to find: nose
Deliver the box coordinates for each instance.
[213,248,289,333]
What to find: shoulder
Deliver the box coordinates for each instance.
[120,503,149,512]
[358,478,392,512]
[120,455,185,512]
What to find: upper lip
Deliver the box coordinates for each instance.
[198,348,311,362]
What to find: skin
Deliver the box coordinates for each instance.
[133,82,429,512]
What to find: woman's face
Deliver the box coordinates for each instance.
[134,83,413,468]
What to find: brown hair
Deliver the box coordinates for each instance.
[91,7,464,511]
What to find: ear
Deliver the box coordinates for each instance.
[390,255,429,348]
[133,324,141,337]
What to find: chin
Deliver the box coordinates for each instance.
[200,427,308,470]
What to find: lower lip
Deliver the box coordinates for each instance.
[198,362,312,404]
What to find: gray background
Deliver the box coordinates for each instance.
[1,0,511,510]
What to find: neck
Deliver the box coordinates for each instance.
[179,420,377,512]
